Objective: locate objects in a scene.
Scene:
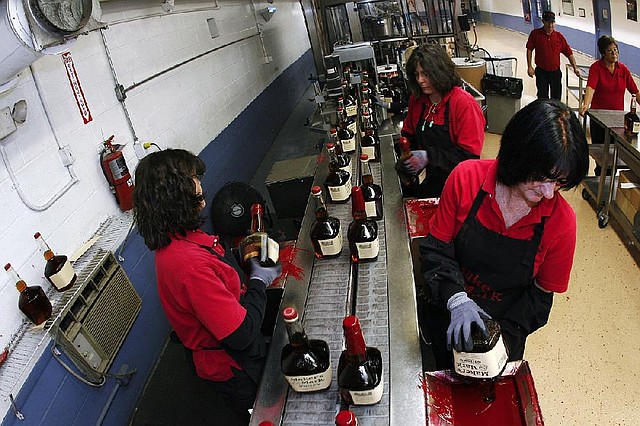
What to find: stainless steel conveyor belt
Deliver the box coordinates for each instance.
[250,128,426,425]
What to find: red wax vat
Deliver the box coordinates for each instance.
[424,360,544,426]
[404,198,439,239]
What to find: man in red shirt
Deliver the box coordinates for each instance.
[526,11,581,100]
[418,100,588,369]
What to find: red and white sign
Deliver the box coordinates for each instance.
[62,52,92,124]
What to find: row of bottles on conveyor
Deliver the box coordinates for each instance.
[317,143,382,263]
[4,233,78,326]
[280,306,383,424]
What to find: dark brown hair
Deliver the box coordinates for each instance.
[405,43,462,98]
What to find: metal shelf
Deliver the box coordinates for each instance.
[0,213,134,421]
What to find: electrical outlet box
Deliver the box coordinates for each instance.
[0,107,17,139]
[58,145,75,166]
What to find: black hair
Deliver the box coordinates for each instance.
[597,35,617,56]
[405,43,462,98]
[497,99,588,190]
[133,149,206,250]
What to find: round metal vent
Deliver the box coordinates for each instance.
[27,0,92,35]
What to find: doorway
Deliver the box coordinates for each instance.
[592,0,612,56]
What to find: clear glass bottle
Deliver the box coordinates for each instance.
[395,136,426,188]
[280,306,332,392]
[347,186,379,263]
[335,409,359,426]
[337,315,383,405]
[360,111,380,162]
[329,127,352,175]
[359,154,383,220]
[324,143,352,203]
[309,186,343,259]
[238,203,279,270]
[5,263,52,326]
[624,97,640,134]
[34,232,77,292]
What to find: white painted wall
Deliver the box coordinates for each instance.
[0,0,309,357]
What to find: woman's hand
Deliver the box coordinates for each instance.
[446,292,491,352]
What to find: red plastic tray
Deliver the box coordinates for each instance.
[424,361,544,425]
[404,198,440,239]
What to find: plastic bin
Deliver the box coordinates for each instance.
[483,74,523,134]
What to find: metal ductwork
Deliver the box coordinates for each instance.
[0,0,100,92]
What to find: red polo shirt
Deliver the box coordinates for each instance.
[155,229,247,381]
[401,86,485,156]
[586,59,639,110]
[430,159,576,293]
[526,28,574,72]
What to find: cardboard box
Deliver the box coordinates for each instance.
[618,170,640,210]
[616,188,639,226]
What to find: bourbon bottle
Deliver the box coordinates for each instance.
[395,136,426,188]
[309,186,343,259]
[359,154,383,220]
[624,97,640,135]
[337,315,384,405]
[324,143,352,203]
[360,111,379,162]
[5,263,52,326]
[329,127,352,175]
[280,307,332,392]
[34,232,76,292]
[335,410,359,426]
[238,203,279,270]
[453,318,509,403]
[347,186,379,263]
[337,110,357,153]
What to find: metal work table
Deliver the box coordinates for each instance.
[250,126,426,425]
[601,127,640,243]
[582,109,625,222]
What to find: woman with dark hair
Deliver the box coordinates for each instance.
[400,43,485,197]
[133,149,281,423]
[418,99,588,370]
[579,35,639,174]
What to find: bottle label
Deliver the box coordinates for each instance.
[364,201,377,219]
[319,229,343,256]
[346,105,358,117]
[284,366,332,392]
[328,180,352,202]
[355,237,379,259]
[361,146,376,161]
[417,168,427,184]
[632,121,640,134]
[341,136,356,153]
[49,260,76,290]
[347,122,357,135]
[453,335,509,379]
[348,379,384,405]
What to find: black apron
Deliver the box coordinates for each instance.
[182,237,267,386]
[413,101,454,198]
[425,189,553,368]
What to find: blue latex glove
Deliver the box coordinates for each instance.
[248,257,282,286]
[446,292,491,352]
[371,94,390,109]
[403,150,428,174]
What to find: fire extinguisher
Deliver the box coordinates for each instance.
[100,135,135,212]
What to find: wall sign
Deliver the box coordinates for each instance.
[62,52,92,124]
[628,0,637,21]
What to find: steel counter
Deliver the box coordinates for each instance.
[250,132,426,425]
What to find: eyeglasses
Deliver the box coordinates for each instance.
[540,178,569,188]
[193,173,204,181]
[605,48,619,54]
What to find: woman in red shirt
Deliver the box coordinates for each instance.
[419,100,588,369]
[399,44,485,198]
[579,35,640,174]
[133,149,281,423]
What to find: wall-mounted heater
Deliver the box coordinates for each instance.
[50,250,141,384]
